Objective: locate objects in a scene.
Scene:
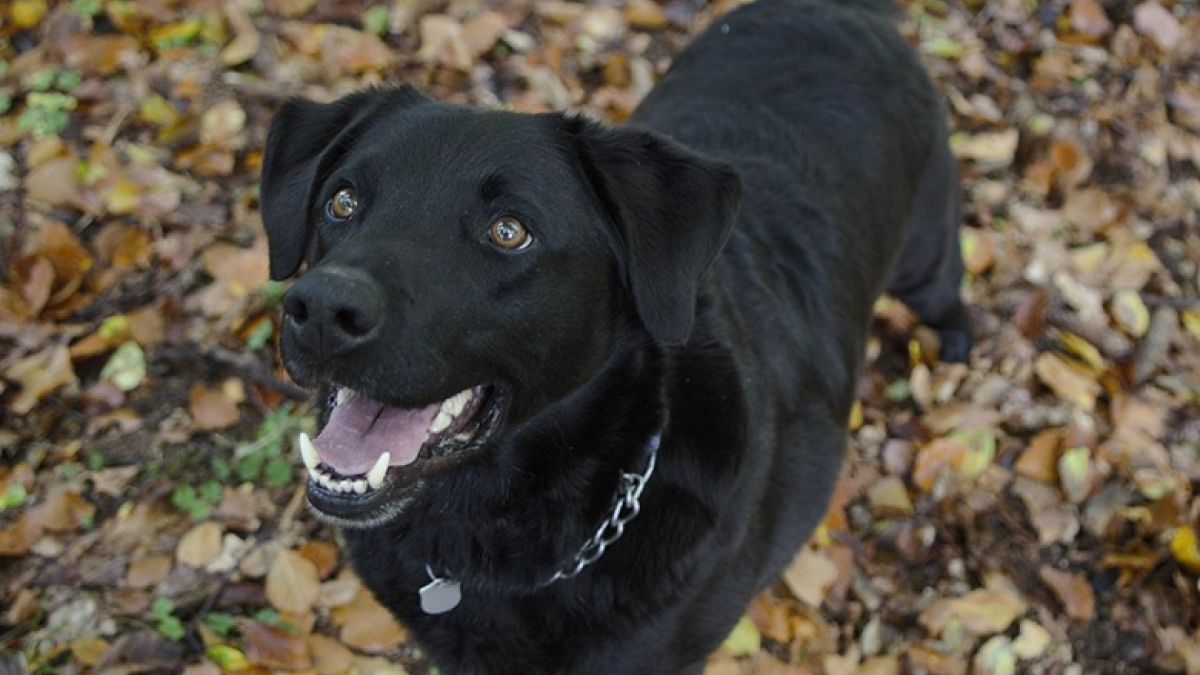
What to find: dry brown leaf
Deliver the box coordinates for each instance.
[266,548,322,614]
[126,554,174,588]
[240,618,312,670]
[906,644,967,675]
[189,383,240,432]
[176,521,224,568]
[268,0,318,19]
[1068,0,1113,39]
[419,15,473,70]
[919,584,1027,637]
[307,634,355,675]
[1014,428,1060,482]
[1134,1,1180,52]
[199,100,247,149]
[1038,566,1095,621]
[461,11,509,57]
[952,129,1019,168]
[783,546,838,607]
[35,486,95,533]
[59,34,145,76]
[1034,352,1101,411]
[0,512,44,556]
[333,584,407,651]
[865,476,913,515]
[24,155,81,208]
[625,0,669,29]
[859,654,901,675]
[299,540,340,579]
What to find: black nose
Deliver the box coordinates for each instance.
[282,266,386,358]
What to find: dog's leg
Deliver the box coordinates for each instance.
[886,117,973,363]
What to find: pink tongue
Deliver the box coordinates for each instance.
[313,395,440,475]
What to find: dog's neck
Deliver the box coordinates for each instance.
[419,432,663,614]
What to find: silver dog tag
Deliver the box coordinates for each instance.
[419,577,462,614]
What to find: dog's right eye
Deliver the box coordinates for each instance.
[327,187,359,220]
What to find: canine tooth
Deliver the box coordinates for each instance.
[367,452,390,490]
[298,433,320,473]
[444,390,469,416]
[429,411,453,434]
[336,388,350,406]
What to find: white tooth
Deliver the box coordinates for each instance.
[298,433,320,473]
[429,411,452,434]
[367,452,390,490]
[445,390,469,416]
[339,479,353,493]
[319,473,332,490]
[336,388,350,406]
[353,480,367,494]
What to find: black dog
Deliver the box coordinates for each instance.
[260,0,970,672]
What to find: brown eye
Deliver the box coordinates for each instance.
[487,217,532,250]
[327,187,358,220]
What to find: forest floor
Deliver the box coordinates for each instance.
[1,0,1199,673]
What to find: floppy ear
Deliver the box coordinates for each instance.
[260,87,428,279]
[567,116,742,345]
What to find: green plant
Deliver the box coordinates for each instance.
[170,482,222,520]
[233,405,308,488]
[18,91,77,137]
[151,598,186,642]
[202,612,238,638]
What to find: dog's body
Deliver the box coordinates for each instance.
[260,0,970,672]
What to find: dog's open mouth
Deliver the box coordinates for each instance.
[297,385,504,519]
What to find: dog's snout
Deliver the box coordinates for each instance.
[283,267,386,357]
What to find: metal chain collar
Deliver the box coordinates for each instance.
[420,433,662,613]
[543,433,661,586]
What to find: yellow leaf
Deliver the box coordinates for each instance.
[100,341,146,392]
[206,644,250,672]
[11,0,48,29]
[1110,289,1149,337]
[1057,332,1105,371]
[722,615,761,657]
[1171,526,1200,573]
[177,521,224,568]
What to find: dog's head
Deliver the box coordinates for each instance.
[260,86,740,527]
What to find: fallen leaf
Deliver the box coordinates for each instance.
[1014,429,1060,483]
[1012,619,1052,659]
[176,521,224,568]
[189,383,240,432]
[1171,526,1200,573]
[951,129,1019,168]
[35,486,95,533]
[240,618,312,670]
[1038,566,1095,621]
[866,476,914,515]
[625,0,668,29]
[1134,1,1180,51]
[126,554,174,588]
[1110,289,1150,337]
[783,545,839,606]
[332,584,407,651]
[722,615,761,657]
[99,341,147,392]
[919,584,1028,636]
[461,11,509,57]
[1034,352,1101,411]
[307,634,355,675]
[972,635,1016,675]
[418,15,472,70]
[266,549,322,615]
[1068,0,1113,39]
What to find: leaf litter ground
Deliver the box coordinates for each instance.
[1,0,1198,674]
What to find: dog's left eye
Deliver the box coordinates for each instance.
[327,187,359,220]
[487,217,533,251]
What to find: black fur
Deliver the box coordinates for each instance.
[260,0,971,673]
